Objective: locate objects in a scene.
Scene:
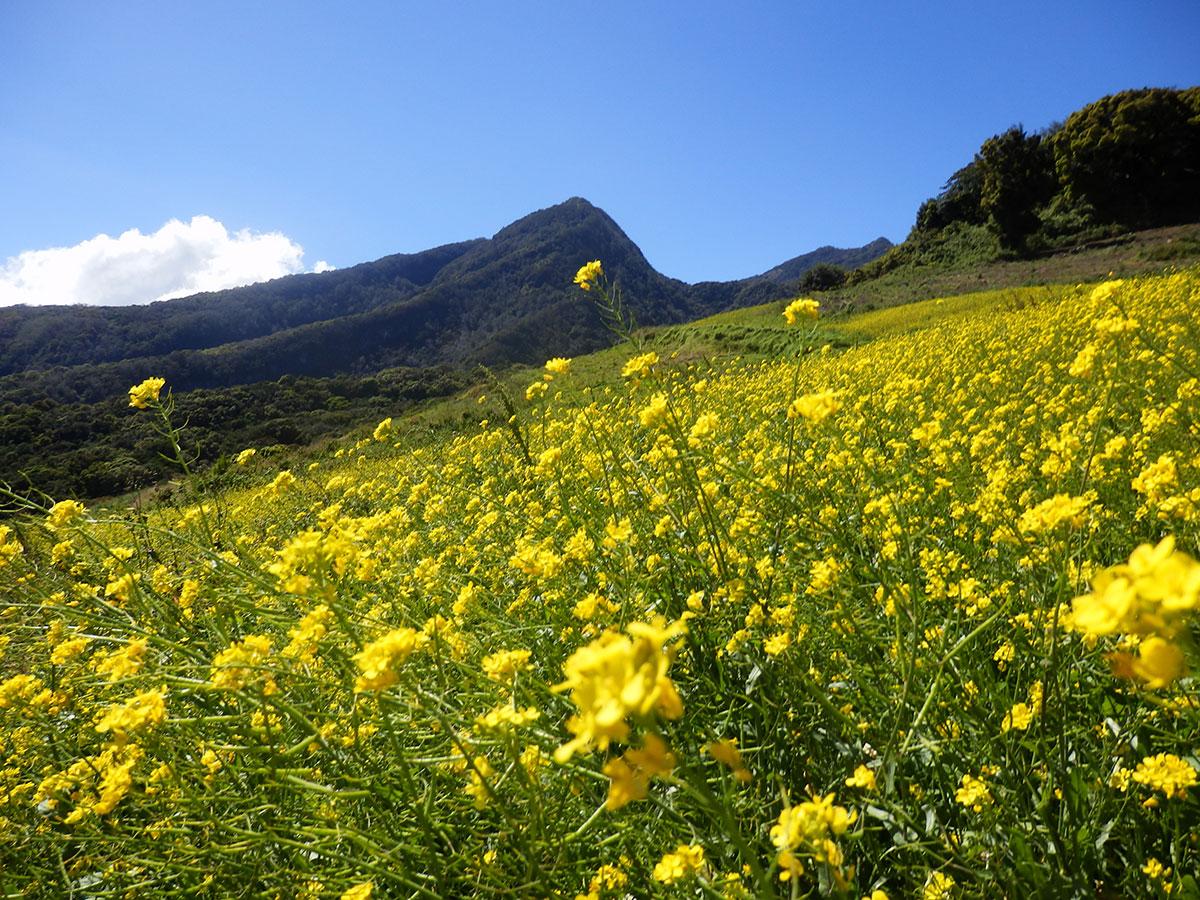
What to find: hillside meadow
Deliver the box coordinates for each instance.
[2,264,1199,899]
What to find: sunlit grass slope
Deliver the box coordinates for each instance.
[2,266,1200,899]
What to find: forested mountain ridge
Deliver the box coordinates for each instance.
[0,238,485,376]
[758,237,894,282]
[0,198,890,404]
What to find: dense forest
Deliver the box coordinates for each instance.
[916,87,1199,250]
[0,367,469,502]
[845,87,1200,282]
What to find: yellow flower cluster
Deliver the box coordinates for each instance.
[282,605,333,662]
[1017,492,1093,534]
[95,689,167,745]
[954,772,993,812]
[36,745,143,823]
[621,350,659,379]
[480,648,532,683]
[46,499,87,529]
[1072,537,1200,687]
[0,525,22,565]
[637,393,669,427]
[782,297,819,324]
[844,763,876,790]
[353,627,426,692]
[210,635,275,692]
[787,389,841,423]
[128,376,166,409]
[574,259,603,290]
[553,618,686,762]
[94,638,149,681]
[602,733,676,809]
[1132,752,1198,799]
[652,843,704,884]
[770,793,855,883]
[268,470,295,496]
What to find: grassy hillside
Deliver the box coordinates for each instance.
[829,221,1200,315]
[2,263,1200,898]
[4,218,1195,506]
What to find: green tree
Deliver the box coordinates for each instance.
[977,126,1056,250]
[796,262,848,293]
[1051,87,1200,227]
[914,161,985,233]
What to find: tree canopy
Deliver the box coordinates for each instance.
[913,87,1200,251]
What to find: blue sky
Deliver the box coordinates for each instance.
[2,0,1198,305]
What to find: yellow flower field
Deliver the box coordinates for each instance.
[2,265,1199,898]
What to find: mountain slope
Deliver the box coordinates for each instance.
[0,239,487,377]
[0,199,892,404]
[758,237,894,281]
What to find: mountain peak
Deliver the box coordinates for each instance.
[0,199,880,405]
[491,196,608,237]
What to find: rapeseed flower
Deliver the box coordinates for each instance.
[687,412,719,446]
[0,673,42,708]
[353,627,425,692]
[1068,342,1097,377]
[788,390,841,423]
[574,259,602,289]
[1132,753,1198,799]
[1125,636,1186,687]
[637,393,669,427]
[49,634,91,665]
[707,738,752,782]
[653,844,704,884]
[46,499,86,529]
[955,773,993,811]
[923,873,956,900]
[269,470,295,495]
[95,689,167,745]
[782,297,819,324]
[602,733,676,809]
[0,524,23,564]
[210,635,274,692]
[770,793,854,881]
[553,618,686,762]
[845,764,877,790]
[1001,702,1034,732]
[282,605,334,662]
[1072,536,1200,638]
[90,751,139,817]
[1017,493,1092,534]
[465,755,495,809]
[94,638,149,681]
[621,351,659,379]
[481,648,533,683]
[128,376,166,408]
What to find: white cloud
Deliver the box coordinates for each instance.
[0,216,330,307]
